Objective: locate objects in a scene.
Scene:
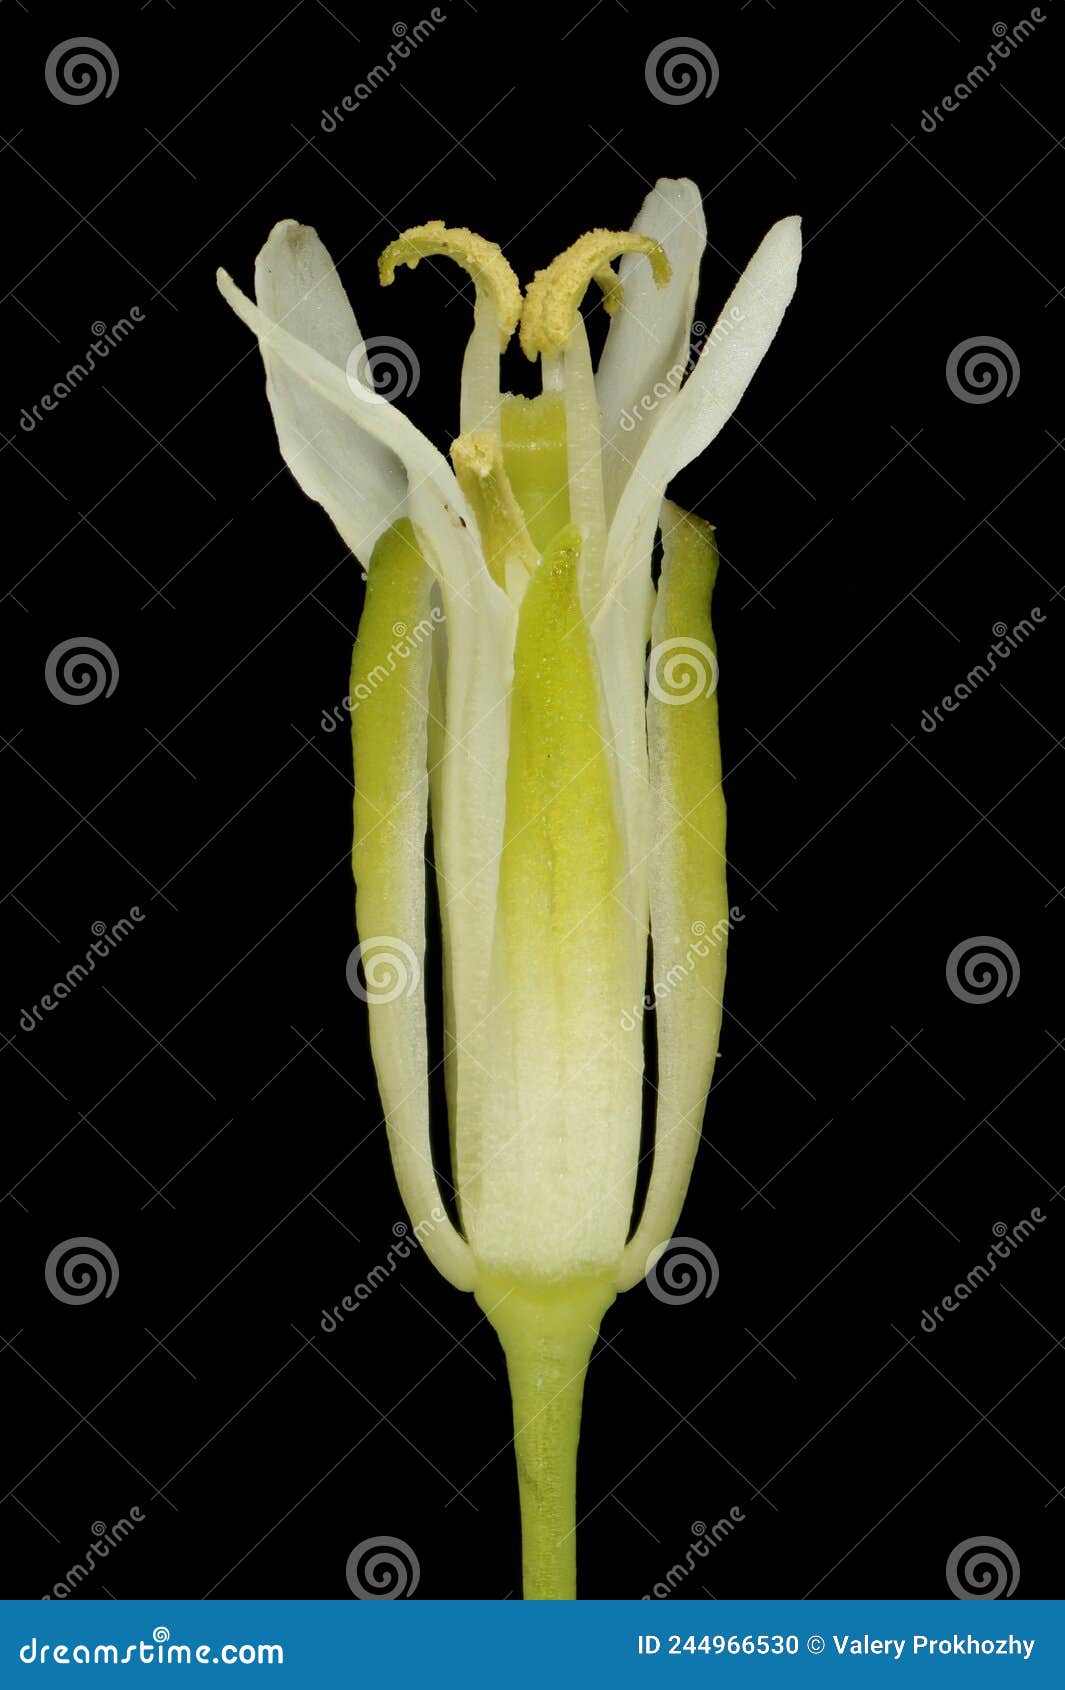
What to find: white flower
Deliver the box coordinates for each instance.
[218,181,800,1597]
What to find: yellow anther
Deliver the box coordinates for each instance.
[378,221,522,349]
[451,431,540,594]
[519,229,671,362]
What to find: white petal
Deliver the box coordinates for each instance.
[596,179,706,518]
[218,258,489,599]
[221,245,520,1258]
[588,506,655,1008]
[430,573,516,1244]
[250,221,405,568]
[604,216,802,601]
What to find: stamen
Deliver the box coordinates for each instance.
[519,229,671,362]
[378,221,522,349]
[451,430,539,596]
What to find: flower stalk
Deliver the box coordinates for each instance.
[478,1275,616,1600]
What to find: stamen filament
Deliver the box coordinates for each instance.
[451,431,540,597]
[559,318,607,612]
[379,221,523,435]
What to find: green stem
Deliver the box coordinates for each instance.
[477,1274,616,1600]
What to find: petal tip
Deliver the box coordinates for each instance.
[772,213,803,255]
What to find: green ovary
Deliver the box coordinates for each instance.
[459,522,634,1280]
[499,393,571,554]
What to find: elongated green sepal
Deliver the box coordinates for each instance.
[352,520,476,1290]
[617,501,728,1289]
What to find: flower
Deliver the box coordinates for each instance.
[217,180,800,1598]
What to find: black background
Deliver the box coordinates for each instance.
[1,0,1062,1603]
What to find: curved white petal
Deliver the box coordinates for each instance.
[605,216,802,603]
[588,505,655,1023]
[247,221,406,568]
[220,242,518,1271]
[596,179,706,519]
[217,260,488,599]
